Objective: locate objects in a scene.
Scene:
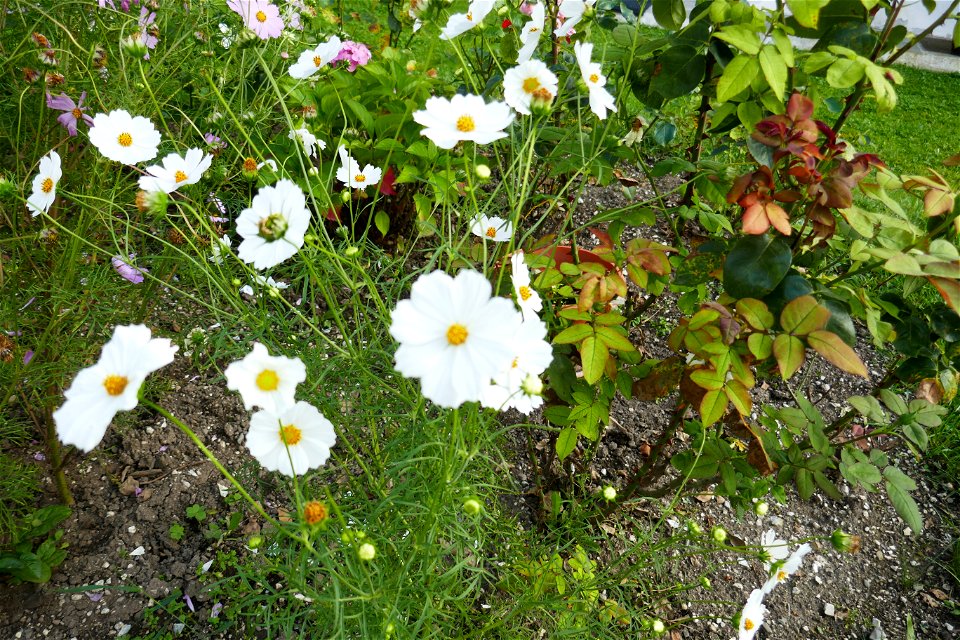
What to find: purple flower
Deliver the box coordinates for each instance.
[204,132,227,156]
[23,350,34,365]
[210,602,223,619]
[33,451,45,461]
[184,594,195,613]
[331,41,371,72]
[46,91,94,137]
[112,255,147,284]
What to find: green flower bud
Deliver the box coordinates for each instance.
[711,526,727,544]
[754,500,769,517]
[602,486,617,502]
[831,529,861,553]
[247,534,264,549]
[462,498,482,515]
[357,542,376,561]
[475,164,491,180]
[652,619,665,634]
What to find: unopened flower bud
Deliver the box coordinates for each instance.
[700,576,711,589]
[520,373,543,397]
[754,501,769,517]
[830,529,861,553]
[711,526,727,544]
[308,166,319,176]
[247,534,264,549]
[136,189,169,217]
[340,189,352,203]
[602,486,617,502]
[231,278,242,287]
[344,246,359,257]
[475,164,491,180]
[652,619,665,634]
[405,60,417,72]
[686,521,702,536]
[357,542,376,561]
[0,176,15,200]
[121,34,149,58]
[529,88,554,117]
[462,498,482,515]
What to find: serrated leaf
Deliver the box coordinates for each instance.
[717,55,759,102]
[804,51,836,73]
[883,466,917,492]
[773,334,806,379]
[814,471,844,500]
[886,480,923,533]
[903,422,929,451]
[556,427,578,460]
[808,421,831,454]
[736,299,774,331]
[700,389,728,426]
[807,330,869,378]
[580,335,608,384]
[772,29,795,67]
[796,468,814,500]
[846,461,882,485]
[725,379,752,416]
[690,368,725,391]
[879,389,908,415]
[554,324,593,344]
[884,253,926,276]
[759,45,787,99]
[781,295,831,335]
[826,58,865,88]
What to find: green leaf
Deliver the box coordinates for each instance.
[846,461,882,485]
[883,466,917,492]
[717,55,759,102]
[723,234,792,300]
[759,46,787,99]
[553,324,594,345]
[725,380,752,416]
[556,427,578,460]
[737,101,764,130]
[804,51,836,73]
[903,422,929,451]
[690,369,725,391]
[864,64,898,113]
[700,389,728,426]
[814,471,844,500]
[808,421,831,454]
[879,389,908,415]
[772,29,795,67]
[847,395,887,423]
[580,336,608,385]
[807,330,870,378]
[748,333,774,360]
[374,211,390,237]
[884,253,926,276]
[595,326,635,352]
[344,99,374,133]
[652,0,686,30]
[886,480,923,533]
[788,0,830,28]
[826,58,865,88]
[796,468,814,500]
[780,295,831,336]
[650,46,706,100]
[736,299,775,331]
[773,334,805,380]
[715,25,762,55]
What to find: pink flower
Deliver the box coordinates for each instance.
[112,255,147,284]
[46,91,94,137]
[137,7,159,57]
[228,0,284,39]
[331,41,371,72]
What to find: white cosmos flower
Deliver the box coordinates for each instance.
[209,235,232,264]
[389,270,522,408]
[138,148,213,194]
[439,0,494,40]
[88,109,161,165]
[555,0,595,37]
[511,250,542,320]
[759,529,790,573]
[503,59,558,116]
[414,94,514,149]
[738,589,766,640]
[236,179,311,270]
[470,214,513,242]
[246,401,336,477]
[574,41,617,120]
[335,145,382,189]
[480,317,553,414]
[53,324,178,452]
[26,150,62,217]
[288,127,325,158]
[761,542,811,595]
[517,3,545,64]
[289,36,343,79]
[224,342,306,412]
[240,274,288,297]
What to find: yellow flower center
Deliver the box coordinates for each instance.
[279,424,302,445]
[354,174,366,183]
[117,132,133,147]
[485,226,497,238]
[522,77,540,94]
[243,157,258,172]
[519,285,533,301]
[589,73,599,84]
[466,12,473,21]
[313,55,322,67]
[255,10,267,22]
[41,177,54,193]
[71,108,83,119]
[744,618,754,631]
[256,369,279,391]
[511,357,519,369]
[777,570,787,581]
[303,501,327,525]
[530,27,539,33]
[103,374,129,396]
[174,170,188,183]
[456,115,475,132]
[446,323,468,346]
